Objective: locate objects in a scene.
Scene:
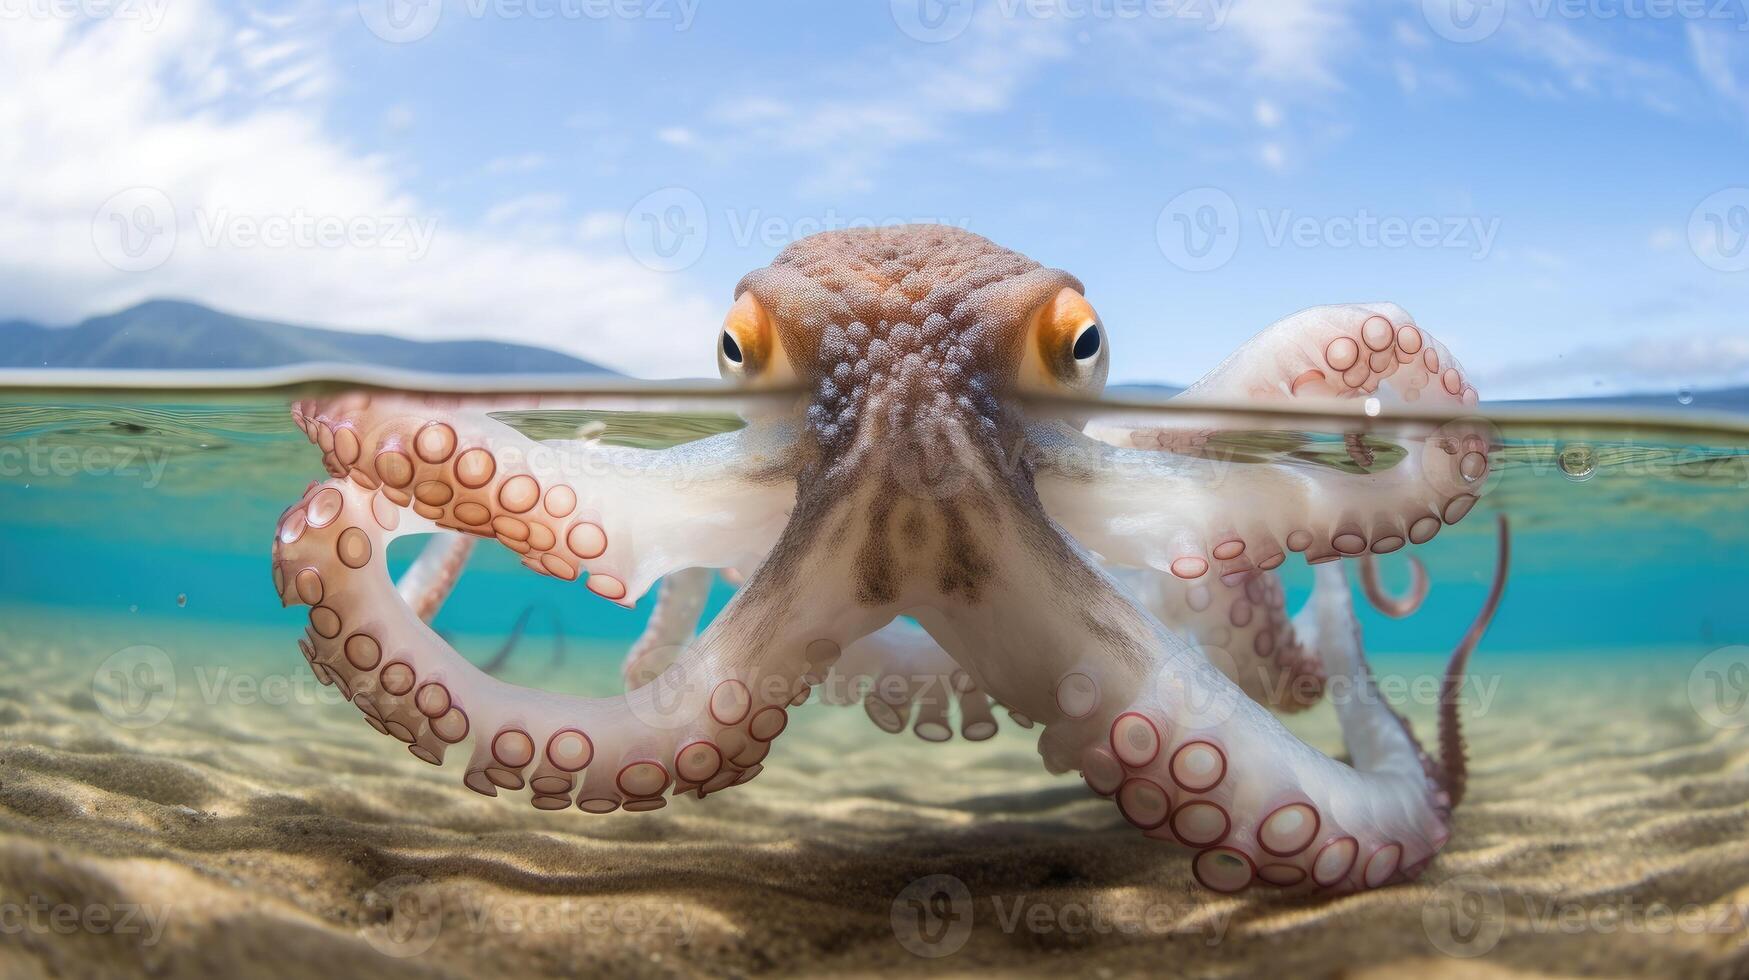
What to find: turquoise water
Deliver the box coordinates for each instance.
[2,388,1745,667]
[3,384,1749,977]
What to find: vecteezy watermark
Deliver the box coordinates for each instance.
[1156,187,1242,273]
[360,874,700,959]
[0,897,172,947]
[1688,646,1749,730]
[92,656,420,731]
[358,0,699,43]
[0,440,173,488]
[0,0,169,29]
[1424,0,1749,43]
[1689,188,1749,273]
[891,875,976,957]
[620,189,975,272]
[92,188,438,272]
[623,187,709,273]
[92,645,177,730]
[1157,188,1502,272]
[93,187,177,273]
[889,0,1231,43]
[1424,874,1749,957]
[192,208,438,261]
[891,874,1230,957]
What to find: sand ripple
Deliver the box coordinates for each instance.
[2,626,1748,978]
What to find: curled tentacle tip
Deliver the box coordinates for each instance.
[1357,553,1429,619]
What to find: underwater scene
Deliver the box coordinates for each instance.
[2,380,1746,978]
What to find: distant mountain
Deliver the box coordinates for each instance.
[0,299,616,374]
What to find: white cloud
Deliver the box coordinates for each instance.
[1481,333,1749,399]
[1689,23,1749,115]
[484,153,550,175]
[656,126,696,147]
[693,10,1074,194]
[482,193,567,227]
[577,211,624,242]
[0,5,720,379]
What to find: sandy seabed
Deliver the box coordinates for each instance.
[2,611,1748,979]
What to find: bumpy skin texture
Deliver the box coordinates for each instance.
[272,225,1505,893]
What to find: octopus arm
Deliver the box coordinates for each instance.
[620,567,718,688]
[817,620,1004,742]
[628,574,1010,742]
[1122,565,1328,715]
[270,477,885,809]
[290,395,798,605]
[393,532,476,623]
[1033,409,1489,581]
[906,491,1507,893]
[1068,304,1491,578]
[1179,302,1477,406]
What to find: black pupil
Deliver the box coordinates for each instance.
[722,331,743,363]
[1073,324,1101,360]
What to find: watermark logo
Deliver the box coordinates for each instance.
[624,187,708,272]
[624,659,712,730]
[1423,0,1509,41]
[0,897,172,946]
[1690,188,1749,273]
[361,874,445,958]
[891,0,977,41]
[92,645,176,729]
[1423,873,1507,957]
[0,440,173,488]
[93,187,176,272]
[360,873,700,958]
[1425,874,1749,954]
[91,188,439,271]
[1689,646,1749,730]
[359,0,443,43]
[0,0,168,27]
[891,874,974,957]
[1157,187,1240,273]
[1158,189,1501,271]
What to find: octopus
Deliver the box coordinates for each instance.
[271,225,1509,894]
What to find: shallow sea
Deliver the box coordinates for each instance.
[1,382,1747,978]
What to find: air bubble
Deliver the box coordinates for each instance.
[1557,442,1597,482]
[1677,385,1695,406]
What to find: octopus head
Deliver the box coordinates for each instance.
[721,225,1107,490]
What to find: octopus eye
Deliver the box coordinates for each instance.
[1072,323,1101,361]
[1020,286,1109,397]
[717,291,796,388]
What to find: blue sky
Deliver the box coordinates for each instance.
[3,0,1748,396]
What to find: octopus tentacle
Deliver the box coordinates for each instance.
[820,620,1002,741]
[290,394,798,606]
[1125,567,1327,715]
[1357,554,1429,619]
[903,475,1505,895]
[271,476,883,809]
[1181,302,1477,406]
[1066,306,1493,578]
[1439,516,1510,808]
[622,568,716,688]
[394,532,475,624]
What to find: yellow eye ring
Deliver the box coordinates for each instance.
[1020,287,1108,394]
[717,292,796,388]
